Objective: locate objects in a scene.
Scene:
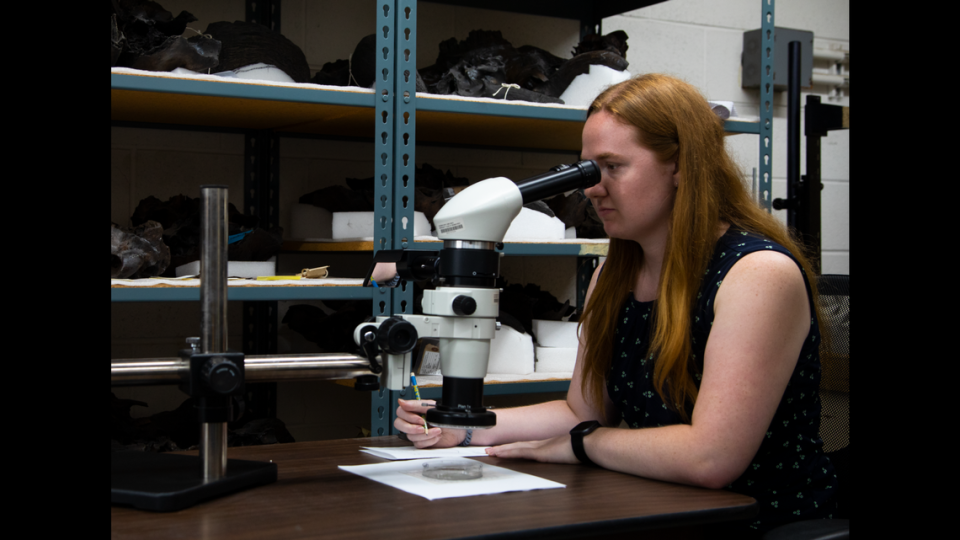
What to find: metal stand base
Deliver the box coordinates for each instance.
[111,450,277,512]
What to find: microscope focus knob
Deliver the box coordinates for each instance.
[201,357,242,395]
[452,295,477,316]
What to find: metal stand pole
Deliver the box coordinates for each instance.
[112,184,277,513]
[786,40,802,231]
[200,185,229,482]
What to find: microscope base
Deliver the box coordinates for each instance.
[111,450,277,512]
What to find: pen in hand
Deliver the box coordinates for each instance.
[410,372,429,435]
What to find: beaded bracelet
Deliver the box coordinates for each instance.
[459,429,473,447]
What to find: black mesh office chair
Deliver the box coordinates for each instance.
[764,274,849,540]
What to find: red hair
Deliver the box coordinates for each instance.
[578,74,822,422]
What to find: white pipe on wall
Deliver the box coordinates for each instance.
[813,49,848,62]
[812,72,848,87]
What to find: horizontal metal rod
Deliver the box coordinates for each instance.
[111,354,373,386]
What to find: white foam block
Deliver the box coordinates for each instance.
[291,204,332,239]
[503,207,565,241]
[532,319,580,348]
[487,325,534,375]
[332,211,431,239]
[535,347,577,373]
[175,257,276,278]
[559,65,633,108]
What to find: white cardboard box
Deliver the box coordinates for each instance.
[535,347,577,373]
[532,319,580,348]
[332,211,431,239]
[502,207,566,241]
[175,257,276,278]
[487,325,534,375]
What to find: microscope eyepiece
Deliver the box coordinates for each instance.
[376,317,418,355]
[516,159,600,204]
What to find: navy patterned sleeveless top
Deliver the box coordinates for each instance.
[605,228,838,534]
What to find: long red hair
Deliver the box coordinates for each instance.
[578,74,822,422]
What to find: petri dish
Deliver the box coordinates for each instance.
[422,460,483,480]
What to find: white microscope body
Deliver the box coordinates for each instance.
[353,161,599,429]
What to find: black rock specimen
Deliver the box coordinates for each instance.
[572,30,629,59]
[505,45,567,91]
[531,50,630,99]
[544,189,605,238]
[523,200,556,218]
[282,302,371,354]
[313,29,627,104]
[497,279,577,339]
[312,58,350,86]
[111,393,295,452]
[418,29,631,103]
[349,34,378,88]
[203,20,310,82]
[312,34,428,92]
[422,31,563,104]
[111,0,221,72]
[129,194,281,277]
[111,13,124,66]
[229,228,284,263]
[298,163,471,229]
[128,33,222,72]
[111,220,171,278]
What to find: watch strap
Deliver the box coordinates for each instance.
[570,420,601,466]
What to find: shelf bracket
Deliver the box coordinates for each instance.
[758,0,775,212]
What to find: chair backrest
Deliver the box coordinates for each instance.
[816,274,849,454]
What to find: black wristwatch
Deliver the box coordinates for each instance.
[570,420,602,466]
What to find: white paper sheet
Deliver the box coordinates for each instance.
[339,457,565,500]
[360,446,491,460]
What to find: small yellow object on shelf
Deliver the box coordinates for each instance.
[301,266,330,278]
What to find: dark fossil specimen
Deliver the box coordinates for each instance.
[313,34,428,91]
[203,20,311,83]
[417,29,631,103]
[282,302,371,355]
[111,0,220,72]
[129,194,281,277]
[314,29,628,105]
[111,220,171,279]
[544,190,606,239]
[111,392,295,452]
[298,163,471,229]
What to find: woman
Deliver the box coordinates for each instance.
[393,73,838,535]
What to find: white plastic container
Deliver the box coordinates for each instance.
[175,257,276,278]
[332,211,431,239]
[532,319,580,348]
[535,347,577,373]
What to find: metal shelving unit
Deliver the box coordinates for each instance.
[111,0,774,437]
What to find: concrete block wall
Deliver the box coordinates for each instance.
[111,0,849,441]
[603,0,850,273]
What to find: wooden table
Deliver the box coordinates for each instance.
[111,436,757,540]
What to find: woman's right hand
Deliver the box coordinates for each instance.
[394,399,466,448]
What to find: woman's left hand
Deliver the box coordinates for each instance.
[485,435,580,464]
